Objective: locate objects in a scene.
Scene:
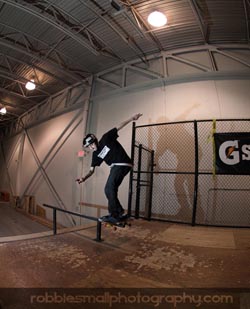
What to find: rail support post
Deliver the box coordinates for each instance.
[53,208,57,235]
[95,221,102,242]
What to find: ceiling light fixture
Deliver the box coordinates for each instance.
[25,79,36,91]
[0,106,7,115]
[147,11,167,27]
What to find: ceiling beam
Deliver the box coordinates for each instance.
[0,99,29,111]
[188,0,208,42]
[0,70,51,96]
[128,1,163,51]
[0,51,71,86]
[0,0,100,56]
[86,0,148,63]
[0,26,88,82]
[0,39,82,83]
[0,85,39,104]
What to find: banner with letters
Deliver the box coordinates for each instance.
[214,132,250,175]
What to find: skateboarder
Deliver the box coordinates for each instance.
[76,113,142,223]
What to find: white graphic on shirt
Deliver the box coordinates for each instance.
[98,146,110,159]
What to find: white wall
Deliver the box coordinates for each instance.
[84,78,250,213]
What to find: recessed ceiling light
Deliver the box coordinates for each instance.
[148,11,167,28]
[0,107,7,115]
[25,79,36,91]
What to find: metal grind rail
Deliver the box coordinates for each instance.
[43,203,102,242]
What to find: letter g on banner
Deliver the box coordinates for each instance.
[219,140,240,165]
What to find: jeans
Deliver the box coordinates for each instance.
[104,165,131,217]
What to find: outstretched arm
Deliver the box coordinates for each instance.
[117,113,142,131]
[76,166,95,184]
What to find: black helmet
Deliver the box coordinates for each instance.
[82,134,98,147]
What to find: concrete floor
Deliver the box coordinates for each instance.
[0,211,249,308]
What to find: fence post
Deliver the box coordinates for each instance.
[146,150,155,220]
[135,144,143,219]
[192,120,199,226]
[128,122,136,216]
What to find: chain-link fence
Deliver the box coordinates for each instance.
[128,119,250,227]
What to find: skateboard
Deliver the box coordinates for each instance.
[99,215,132,231]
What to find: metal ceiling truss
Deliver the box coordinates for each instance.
[78,0,166,62]
[1,0,161,64]
[0,99,28,126]
[0,85,39,107]
[0,69,51,98]
[0,98,28,111]
[1,0,125,60]
[3,80,91,137]
[0,23,84,86]
[0,21,87,81]
[0,0,99,55]
[120,0,163,50]
[188,0,208,42]
[93,44,250,99]
[0,114,15,125]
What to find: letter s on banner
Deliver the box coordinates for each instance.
[242,144,250,160]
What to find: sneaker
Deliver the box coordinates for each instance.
[98,214,111,222]
[105,216,118,224]
[99,215,118,224]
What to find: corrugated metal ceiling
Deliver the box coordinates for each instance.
[0,0,249,128]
